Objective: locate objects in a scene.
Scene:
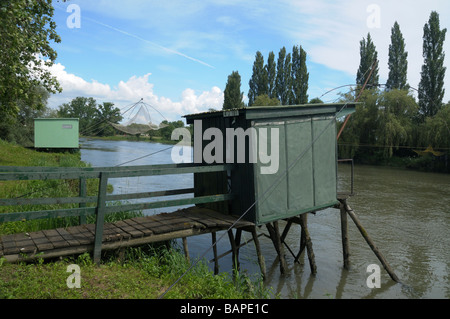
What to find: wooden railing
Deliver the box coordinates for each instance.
[0,163,234,262]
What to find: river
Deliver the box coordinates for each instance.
[80,138,450,299]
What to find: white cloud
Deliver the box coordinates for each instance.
[47,63,224,121]
[50,62,111,96]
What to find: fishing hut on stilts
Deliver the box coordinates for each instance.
[184,103,400,283]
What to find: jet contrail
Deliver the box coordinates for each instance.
[86,17,215,69]
[57,2,215,69]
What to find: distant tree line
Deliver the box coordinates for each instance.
[57,97,187,141]
[340,11,449,172]
[222,11,448,172]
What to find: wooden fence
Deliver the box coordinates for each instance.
[0,163,234,262]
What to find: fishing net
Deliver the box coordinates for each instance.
[413,145,445,156]
[110,101,168,135]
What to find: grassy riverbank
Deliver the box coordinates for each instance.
[0,245,269,299]
[0,139,270,299]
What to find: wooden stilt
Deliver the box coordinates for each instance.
[298,214,317,275]
[227,230,239,273]
[182,237,189,263]
[250,226,266,279]
[211,232,219,275]
[339,202,350,270]
[235,229,242,271]
[280,220,293,242]
[342,200,400,283]
[266,221,287,274]
[280,220,298,260]
[295,223,306,263]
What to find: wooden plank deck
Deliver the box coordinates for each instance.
[0,206,254,263]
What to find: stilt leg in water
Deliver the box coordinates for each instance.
[341,199,400,283]
[295,223,306,263]
[298,214,317,275]
[266,221,288,274]
[250,226,266,279]
[212,232,219,275]
[182,237,189,263]
[281,220,297,260]
[339,202,350,270]
[235,229,242,271]
[227,230,240,274]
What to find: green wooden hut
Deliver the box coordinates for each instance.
[184,103,356,226]
[34,118,79,149]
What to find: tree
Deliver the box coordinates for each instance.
[248,51,268,106]
[266,51,277,99]
[223,71,244,110]
[386,22,409,90]
[57,97,98,136]
[93,102,123,136]
[275,47,292,105]
[291,45,309,104]
[418,11,447,118]
[0,86,51,146]
[356,33,379,88]
[417,103,450,149]
[160,120,184,141]
[0,0,61,116]
[309,97,324,104]
[252,94,280,106]
[337,90,380,159]
[376,90,417,157]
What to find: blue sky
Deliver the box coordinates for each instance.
[48,0,450,122]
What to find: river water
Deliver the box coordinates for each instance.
[80,138,450,299]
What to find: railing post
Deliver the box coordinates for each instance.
[93,172,109,264]
[79,177,87,225]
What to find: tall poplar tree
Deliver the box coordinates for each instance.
[248,51,268,106]
[291,45,309,104]
[386,22,409,90]
[275,47,292,105]
[418,11,447,118]
[223,71,244,110]
[356,33,379,88]
[266,51,276,99]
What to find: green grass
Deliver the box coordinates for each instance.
[0,139,84,167]
[0,245,271,299]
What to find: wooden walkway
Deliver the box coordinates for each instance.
[0,207,254,263]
